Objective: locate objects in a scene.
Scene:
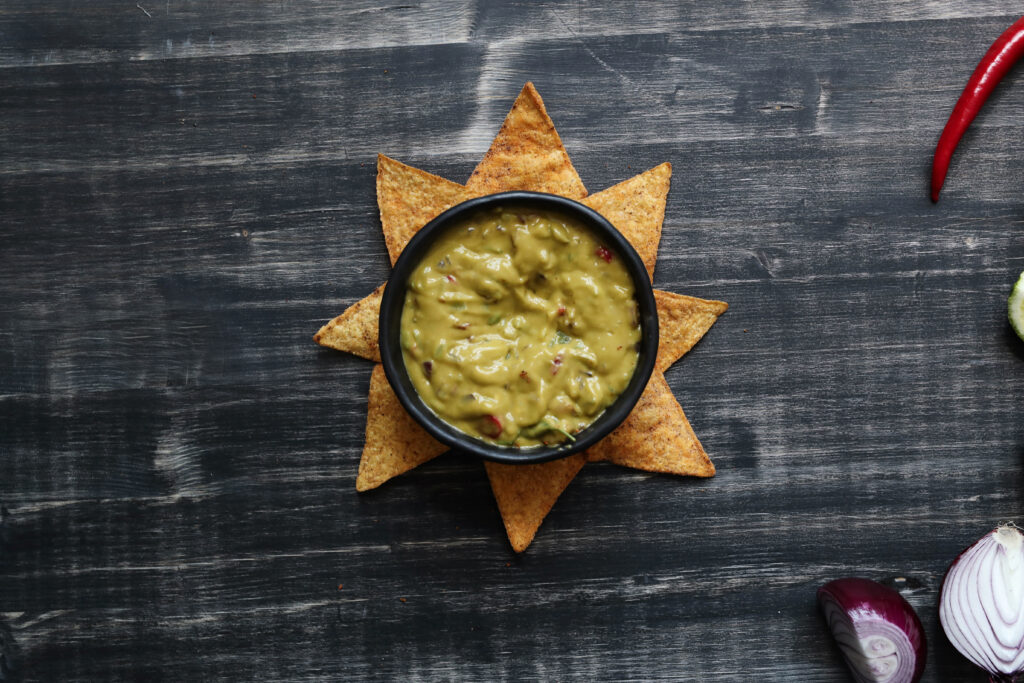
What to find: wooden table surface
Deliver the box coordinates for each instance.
[3,2,1024,681]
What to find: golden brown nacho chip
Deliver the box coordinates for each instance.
[467,83,587,200]
[313,284,385,362]
[377,154,477,265]
[356,365,448,492]
[654,290,728,373]
[586,372,715,477]
[484,454,586,552]
[316,83,727,550]
[582,163,671,281]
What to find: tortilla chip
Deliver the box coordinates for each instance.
[356,365,447,491]
[485,454,586,553]
[317,83,725,549]
[586,371,714,477]
[582,163,671,280]
[313,284,385,362]
[377,154,478,265]
[654,290,728,373]
[467,83,587,200]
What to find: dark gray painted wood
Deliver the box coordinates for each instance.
[2,2,1024,680]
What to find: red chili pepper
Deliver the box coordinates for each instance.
[595,245,613,263]
[932,16,1024,202]
[551,353,563,375]
[446,274,456,283]
[480,414,503,438]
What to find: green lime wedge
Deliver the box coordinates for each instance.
[1010,271,1024,342]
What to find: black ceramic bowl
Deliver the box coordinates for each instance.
[379,191,658,465]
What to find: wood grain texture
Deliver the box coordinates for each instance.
[2,1,1024,681]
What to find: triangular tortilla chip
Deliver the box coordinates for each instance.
[377,154,478,265]
[356,365,448,491]
[484,454,586,552]
[586,371,714,477]
[313,284,384,362]
[466,83,587,200]
[315,83,728,550]
[654,290,728,373]
[582,163,671,281]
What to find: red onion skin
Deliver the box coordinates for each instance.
[939,526,1024,683]
[818,577,926,683]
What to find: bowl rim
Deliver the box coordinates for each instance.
[378,191,659,465]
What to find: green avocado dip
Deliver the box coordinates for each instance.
[400,206,641,448]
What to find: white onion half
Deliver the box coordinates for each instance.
[940,525,1024,682]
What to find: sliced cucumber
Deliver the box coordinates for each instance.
[1010,271,1024,342]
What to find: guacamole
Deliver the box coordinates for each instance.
[400,206,641,447]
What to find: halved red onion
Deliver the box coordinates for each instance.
[940,524,1024,682]
[818,577,926,683]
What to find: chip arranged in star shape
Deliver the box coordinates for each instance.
[315,83,728,552]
